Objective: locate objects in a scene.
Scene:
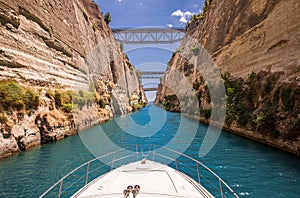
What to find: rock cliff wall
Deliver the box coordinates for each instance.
[0,0,146,159]
[156,0,300,155]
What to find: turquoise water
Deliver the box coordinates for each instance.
[0,104,299,197]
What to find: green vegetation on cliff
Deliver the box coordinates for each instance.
[0,80,40,121]
[46,87,108,113]
[222,71,300,140]
[159,70,299,142]
[104,12,111,24]
[157,0,299,155]
[132,92,147,112]
[187,0,213,28]
[163,95,177,110]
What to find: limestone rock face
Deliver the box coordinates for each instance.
[186,0,299,79]
[11,125,41,150]
[156,0,300,155]
[0,0,146,159]
[0,133,19,158]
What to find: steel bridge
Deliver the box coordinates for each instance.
[140,71,165,79]
[143,87,158,92]
[112,27,185,44]
[111,27,180,92]
[140,71,164,91]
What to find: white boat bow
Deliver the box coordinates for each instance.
[72,160,213,198]
[40,145,239,198]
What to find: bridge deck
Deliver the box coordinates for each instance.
[143,87,158,91]
[112,27,185,44]
[140,71,164,79]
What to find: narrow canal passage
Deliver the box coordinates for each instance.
[0,104,299,197]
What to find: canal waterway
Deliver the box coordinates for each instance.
[0,104,299,197]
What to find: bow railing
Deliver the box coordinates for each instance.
[40,145,239,198]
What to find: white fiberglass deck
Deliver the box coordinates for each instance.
[72,160,213,198]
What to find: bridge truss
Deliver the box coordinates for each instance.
[112,28,185,44]
[140,71,164,91]
[111,27,181,92]
[140,71,165,79]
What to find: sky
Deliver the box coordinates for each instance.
[95,0,205,101]
[96,0,205,28]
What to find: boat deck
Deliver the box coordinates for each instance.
[72,160,213,198]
